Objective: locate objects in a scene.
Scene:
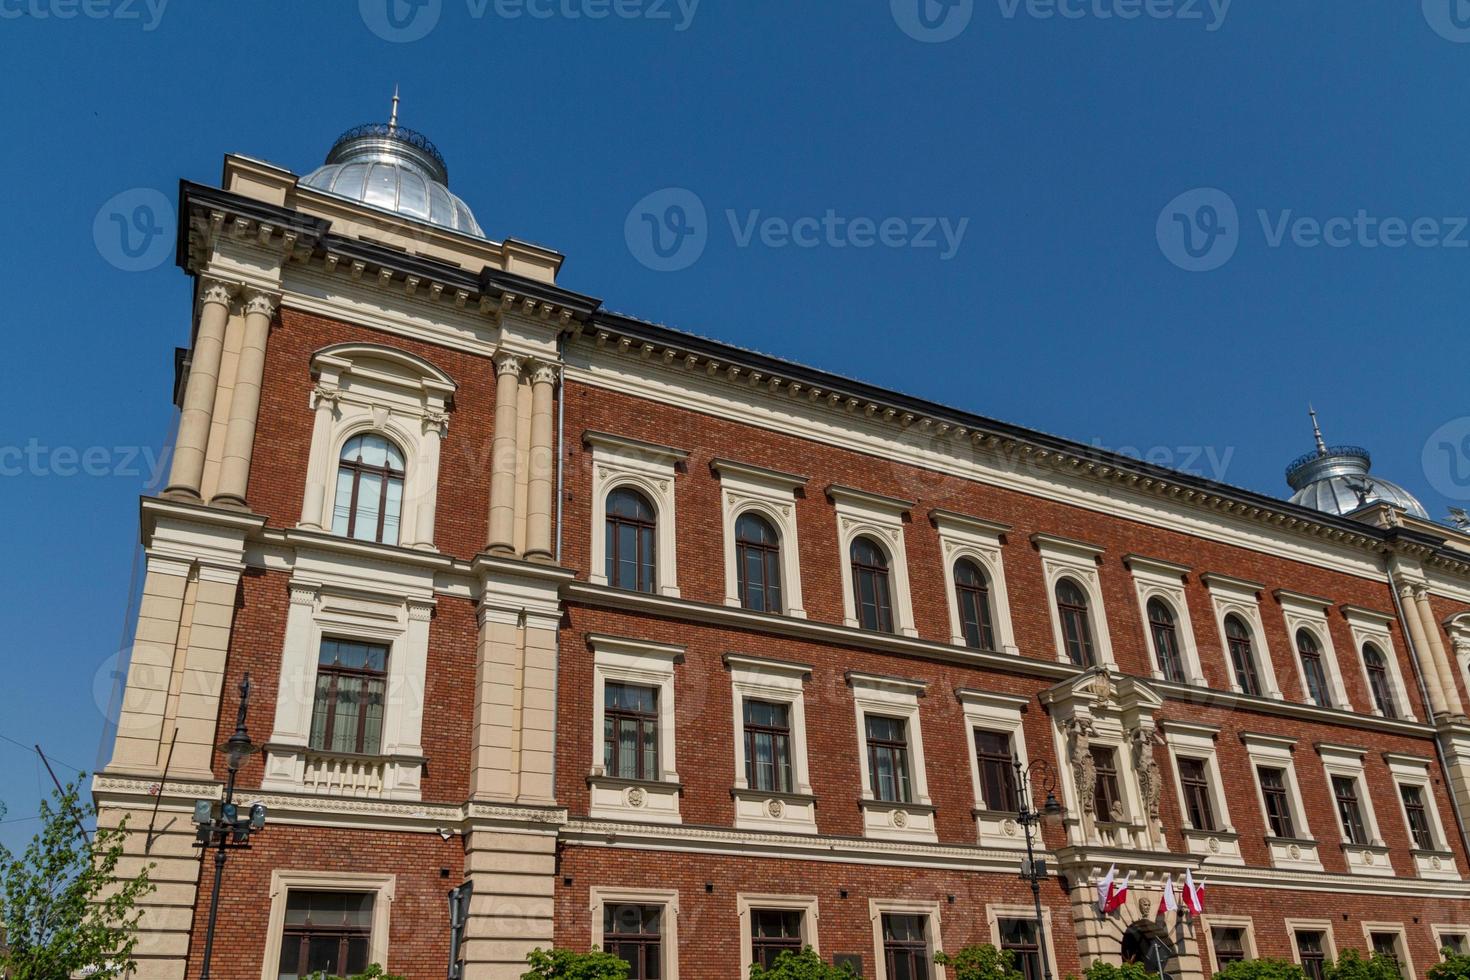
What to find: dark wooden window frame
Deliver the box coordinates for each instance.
[851,536,895,633]
[954,558,997,651]
[1363,644,1397,719]
[335,434,405,544]
[603,903,663,979]
[974,729,1019,813]
[1055,578,1096,667]
[310,640,389,755]
[881,913,930,980]
[1258,766,1297,839]
[1225,615,1263,697]
[604,683,660,781]
[735,512,784,613]
[1212,927,1247,965]
[1296,930,1327,980]
[743,699,794,794]
[866,714,912,804]
[1332,775,1370,846]
[277,891,374,980]
[1147,598,1187,683]
[1178,756,1219,832]
[999,917,1043,980]
[1400,783,1435,851]
[605,487,658,593]
[1297,629,1332,708]
[750,909,804,970]
[1092,746,1122,822]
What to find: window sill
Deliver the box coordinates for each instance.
[587,774,682,824]
[1179,827,1243,865]
[1264,835,1323,871]
[1340,841,1396,877]
[859,798,937,842]
[260,744,424,801]
[1410,847,1460,880]
[732,788,819,833]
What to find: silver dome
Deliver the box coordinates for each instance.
[1286,441,1429,520]
[302,122,484,238]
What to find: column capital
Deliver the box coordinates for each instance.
[423,408,450,437]
[199,277,239,308]
[310,382,341,411]
[243,289,280,320]
[529,360,562,387]
[494,350,525,378]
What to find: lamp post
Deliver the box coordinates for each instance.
[196,673,268,980]
[1014,758,1065,980]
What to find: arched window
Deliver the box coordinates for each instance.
[1362,644,1397,719]
[954,559,996,650]
[1297,630,1331,707]
[332,434,405,545]
[736,512,783,613]
[1055,579,1095,666]
[1147,599,1186,683]
[850,536,894,633]
[606,488,657,593]
[1225,615,1262,696]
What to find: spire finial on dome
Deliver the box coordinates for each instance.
[1309,404,1328,456]
[389,84,400,132]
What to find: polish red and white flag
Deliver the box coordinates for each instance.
[1161,874,1179,914]
[1182,869,1206,915]
[1096,864,1130,913]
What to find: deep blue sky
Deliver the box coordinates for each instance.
[3,1,1469,849]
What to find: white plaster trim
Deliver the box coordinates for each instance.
[956,689,1031,848]
[1344,607,1417,722]
[260,869,395,980]
[1283,918,1338,971]
[1034,534,1115,668]
[849,673,935,842]
[933,510,1018,654]
[831,487,917,637]
[1203,914,1259,975]
[1432,924,1470,959]
[1383,752,1460,879]
[869,899,946,980]
[726,654,817,834]
[1277,591,1352,711]
[586,431,682,597]
[736,893,820,972]
[1315,742,1390,876]
[1127,556,1206,686]
[716,461,806,617]
[1360,921,1416,979]
[590,887,681,980]
[986,903,1061,980]
[588,635,682,823]
[1161,721,1240,865]
[1240,733,1322,871]
[1204,575,1283,700]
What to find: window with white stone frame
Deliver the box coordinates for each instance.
[591,887,680,980]
[1284,918,1337,980]
[587,635,683,824]
[737,894,820,974]
[1125,555,1205,686]
[1315,742,1391,876]
[849,672,935,842]
[1240,732,1321,871]
[932,510,1019,654]
[1276,591,1352,710]
[1033,534,1115,668]
[1343,606,1416,721]
[298,344,455,552]
[712,459,807,617]
[957,689,1031,848]
[725,653,818,834]
[1203,574,1284,700]
[586,431,687,597]
[261,584,433,801]
[1205,916,1259,974]
[1383,752,1460,880]
[1362,923,1415,979]
[830,486,917,637]
[1161,721,1241,865]
[869,899,944,980]
[1433,926,1469,960]
[986,904,1060,980]
[260,870,395,980]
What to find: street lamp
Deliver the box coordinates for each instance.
[196,673,269,980]
[1015,758,1064,980]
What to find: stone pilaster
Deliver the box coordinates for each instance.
[164,279,236,500]
[211,290,277,509]
[524,361,558,563]
[486,352,524,555]
[461,811,562,980]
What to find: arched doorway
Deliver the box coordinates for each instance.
[1122,922,1177,978]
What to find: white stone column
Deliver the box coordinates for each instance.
[413,411,448,548]
[297,382,341,530]
[524,361,558,563]
[212,290,277,509]
[1401,584,1449,717]
[486,351,523,555]
[1418,587,1466,717]
[164,279,235,500]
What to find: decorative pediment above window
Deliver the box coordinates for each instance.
[1039,667,1164,726]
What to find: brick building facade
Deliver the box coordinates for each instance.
[95,114,1470,980]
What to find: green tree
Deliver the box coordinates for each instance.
[1082,962,1157,980]
[1429,950,1470,980]
[748,947,859,979]
[305,967,406,980]
[1214,959,1308,980]
[1324,949,1405,980]
[935,943,1026,980]
[0,777,154,980]
[522,947,633,979]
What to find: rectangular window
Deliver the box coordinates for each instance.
[881,913,930,980]
[866,715,912,804]
[604,683,659,781]
[604,904,663,979]
[743,700,794,794]
[309,639,389,755]
[1400,784,1435,851]
[1370,932,1404,978]
[1440,934,1468,958]
[1258,766,1297,839]
[750,909,803,970]
[975,730,1019,813]
[1296,931,1327,980]
[1178,757,1218,832]
[1333,775,1369,846]
[1092,747,1122,822]
[999,918,1042,980]
[276,891,374,980]
[1212,927,1246,965]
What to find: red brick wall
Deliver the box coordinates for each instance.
[207,568,478,804]
[184,824,462,980]
[558,379,1428,721]
[247,307,498,562]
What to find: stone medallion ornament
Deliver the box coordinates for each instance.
[892,809,909,829]
[1002,818,1018,837]
[627,786,646,808]
[1208,837,1221,854]
[1288,843,1302,860]
[767,799,784,818]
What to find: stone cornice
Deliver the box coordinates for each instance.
[1031,531,1104,559]
[1123,554,1192,579]
[710,458,809,491]
[582,429,690,463]
[283,527,455,572]
[723,652,814,678]
[825,484,914,515]
[1274,588,1335,610]
[929,508,1012,538]
[1201,571,1267,595]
